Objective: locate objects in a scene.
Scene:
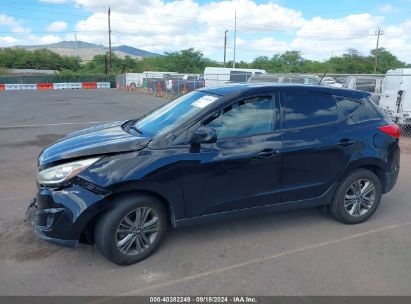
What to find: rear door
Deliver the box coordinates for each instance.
[280,90,362,202]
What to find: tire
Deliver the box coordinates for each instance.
[95,194,167,265]
[330,169,382,224]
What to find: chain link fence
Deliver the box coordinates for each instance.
[117,71,411,136]
[0,75,116,87]
[116,72,205,99]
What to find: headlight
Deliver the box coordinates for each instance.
[37,157,101,186]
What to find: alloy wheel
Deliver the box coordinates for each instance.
[344,179,376,217]
[115,207,160,256]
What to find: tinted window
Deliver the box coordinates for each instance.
[207,96,275,138]
[133,91,219,136]
[352,100,384,122]
[284,93,337,129]
[336,97,363,116]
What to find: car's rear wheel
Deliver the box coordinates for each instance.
[95,195,167,265]
[330,169,382,224]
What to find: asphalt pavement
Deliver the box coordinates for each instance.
[0,89,410,296]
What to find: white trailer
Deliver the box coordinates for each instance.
[379,69,411,125]
[345,75,384,104]
[204,67,266,87]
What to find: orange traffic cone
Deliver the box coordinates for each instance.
[157,81,162,97]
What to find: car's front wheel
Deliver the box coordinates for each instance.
[330,169,382,224]
[95,195,167,265]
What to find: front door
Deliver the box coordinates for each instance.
[181,94,283,217]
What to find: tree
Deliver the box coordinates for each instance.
[250,55,282,72]
[278,51,305,72]
[159,48,217,73]
[0,48,80,71]
[251,56,270,70]
[371,48,406,73]
[1,46,409,76]
[327,49,372,73]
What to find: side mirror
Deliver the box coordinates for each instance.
[190,126,217,144]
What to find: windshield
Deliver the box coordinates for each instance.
[133,91,220,136]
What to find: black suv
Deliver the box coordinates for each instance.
[27,84,400,265]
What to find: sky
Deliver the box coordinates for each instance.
[0,0,411,63]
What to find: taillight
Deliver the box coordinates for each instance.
[379,125,400,139]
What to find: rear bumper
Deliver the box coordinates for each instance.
[383,166,399,194]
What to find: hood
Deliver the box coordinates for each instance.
[38,121,151,166]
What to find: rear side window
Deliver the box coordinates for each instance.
[336,97,363,116]
[352,100,384,122]
[284,93,338,129]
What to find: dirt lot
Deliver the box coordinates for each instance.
[1,89,411,295]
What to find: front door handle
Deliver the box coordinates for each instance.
[255,149,278,159]
[338,139,357,147]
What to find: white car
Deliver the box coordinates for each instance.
[320,76,343,88]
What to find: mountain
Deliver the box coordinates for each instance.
[14,41,160,60]
[113,45,158,57]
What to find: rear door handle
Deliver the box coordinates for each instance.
[255,149,278,159]
[338,139,357,147]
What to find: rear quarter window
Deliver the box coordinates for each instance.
[352,100,384,122]
[335,97,363,116]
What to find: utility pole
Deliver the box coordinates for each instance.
[233,10,237,68]
[74,33,78,58]
[223,30,228,67]
[374,27,384,73]
[108,6,112,70]
[104,53,108,75]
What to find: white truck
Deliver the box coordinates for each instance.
[204,67,266,87]
[345,75,384,104]
[379,69,411,125]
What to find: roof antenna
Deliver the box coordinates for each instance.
[318,72,327,85]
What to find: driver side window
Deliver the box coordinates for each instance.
[206,96,275,139]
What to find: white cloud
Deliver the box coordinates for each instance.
[2,1,411,63]
[73,0,306,57]
[0,14,29,33]
[69,1,411,62]
[30,34,62,44]
[378,4,398,13]
[289,14,383,59]
[46,21,68,32]
[379,19,411,62]
[0,36,18,46]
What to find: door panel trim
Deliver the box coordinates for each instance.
[175,183,337,228]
